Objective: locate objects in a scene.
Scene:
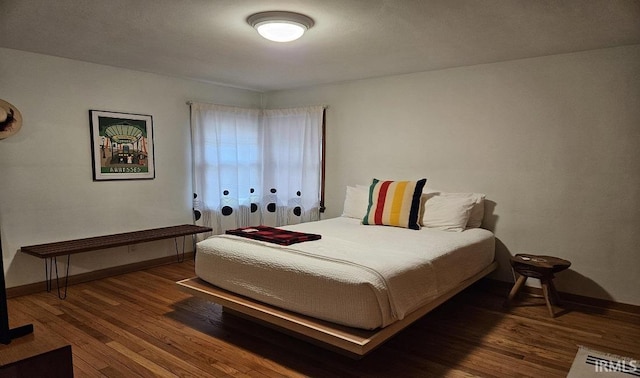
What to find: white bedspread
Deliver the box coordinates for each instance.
[195,217,495,329]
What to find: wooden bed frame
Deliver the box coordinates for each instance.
[176,261,497,358]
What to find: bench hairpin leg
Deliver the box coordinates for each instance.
[53,255,70,300]
[45,258,52,293]
[174,236,186,263]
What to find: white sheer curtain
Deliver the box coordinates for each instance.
[191,103,261,234]
[261,106,324,225]
[191,103,323,235]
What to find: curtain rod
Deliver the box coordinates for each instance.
[186,100,327,109]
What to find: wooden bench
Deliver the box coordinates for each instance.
[21,224,212,299]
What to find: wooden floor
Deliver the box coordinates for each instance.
[6,260,640,377]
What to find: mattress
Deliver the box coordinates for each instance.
[195,217,495,330]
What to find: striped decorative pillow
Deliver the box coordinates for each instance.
[363,178,427,230]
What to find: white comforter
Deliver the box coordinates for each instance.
[195,217,495,329]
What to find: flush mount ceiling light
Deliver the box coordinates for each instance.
[247,11,314,43]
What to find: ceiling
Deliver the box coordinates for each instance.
[1,0,639,92]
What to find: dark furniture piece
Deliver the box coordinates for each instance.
[1,233,33,345]
[0,326,73,377]
[506,253,571,317]
[21,224,212,299]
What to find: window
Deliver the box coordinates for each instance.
[191,103,324,234]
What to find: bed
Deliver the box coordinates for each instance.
[177,214,496,357]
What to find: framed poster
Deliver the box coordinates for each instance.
[89,110,155,181]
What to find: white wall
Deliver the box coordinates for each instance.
[265,45,640,305]
[0,48,261,287]
[3,45,639,305]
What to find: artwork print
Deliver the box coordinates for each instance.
[89,110,155,180]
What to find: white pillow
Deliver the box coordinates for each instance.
[423,189,486,228]
[341,186,369,219]
[422,194,476,232]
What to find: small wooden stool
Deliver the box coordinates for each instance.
[505,254,571,317]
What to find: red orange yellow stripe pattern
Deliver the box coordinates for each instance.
[363,178,427,230]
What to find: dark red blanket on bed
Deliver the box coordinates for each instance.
[225,225,321,246]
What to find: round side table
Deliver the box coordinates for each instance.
[505,254,571,317]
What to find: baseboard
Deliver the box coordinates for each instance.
[6,252,194,298]
[479,278,640,315]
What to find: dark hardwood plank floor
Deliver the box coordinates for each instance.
[6,260,639,377]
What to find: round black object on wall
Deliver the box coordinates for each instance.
[221,206,233,216]
[267,203,276,212]
[293,206,302,216]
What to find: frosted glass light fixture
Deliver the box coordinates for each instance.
[247,11,314,42]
